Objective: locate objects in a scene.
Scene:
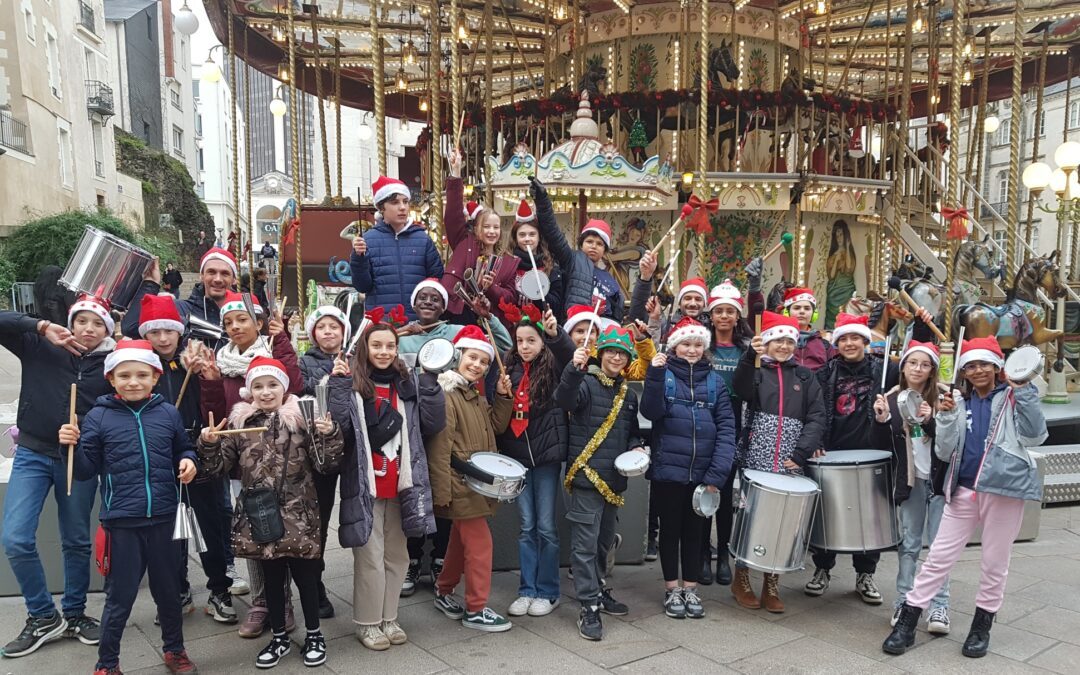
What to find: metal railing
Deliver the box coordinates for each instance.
[0,113,28,154]
[78,1,96,34]
[85,80,113,116]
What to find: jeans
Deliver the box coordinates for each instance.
[566,488,618,607]
[895,479,949,610]
[517,463,561,602]
[1,447,98,618]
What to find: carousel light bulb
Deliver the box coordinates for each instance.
[962,58,973,84]
[458,22,469,41]
[962,28,975,57]
[396,67,408,91]
[419,96,430,112]
[201,56,222,83]
[269,96,288,117]
[174,1,199,36]
[1049,168,1070,195]
[912,4,926,33]
[682,171,694,187]
[271,21,286,43]
[403,39,418,66]
[277,61,291,83]
[464,184,475,197]
[1022,162,1052,192]
[815,0,828,15]
[359,124,374,141]
[1054,141,1080,172]
[983,115,1000,134]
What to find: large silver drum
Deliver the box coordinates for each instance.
[805,450,899,553]
[730,470,820,573]
[60,225,154,309]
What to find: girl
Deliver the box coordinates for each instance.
[326,319,445,651]
[730,311,825,612]
[497,302,574,618]
[883,336,1047,658]
[641,317,736,620]
[427,326,514,632]
[781,287,834,371]
[505,207,564,318]
[198,357,343,668]
[873,341,951,636]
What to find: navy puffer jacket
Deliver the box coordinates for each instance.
[350,221,445,320]
[641,356,736,486]
[74,394,197,523]
[299,347,334,396]
[533,184,599,315]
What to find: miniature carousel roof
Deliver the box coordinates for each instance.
[207,0,1080,121]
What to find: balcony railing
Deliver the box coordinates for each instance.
[0,113,29,154]
[78,2,96,35]
[86,80,114,116]
[981,202,1007,219]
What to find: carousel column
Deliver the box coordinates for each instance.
[429,0,444,234]
[227,4,242,260]
[942,0,966,342]
[695,0,710,276]
[1003,0,1024,288]
[287,6,305,312]
[372,0,387,177]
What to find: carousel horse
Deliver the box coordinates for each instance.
[843,296,913,346]
[893,258,946,325]
[952,235,1002,306]
[952,251,1066,349]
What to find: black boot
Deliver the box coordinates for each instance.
[962,607,995,658]
[882,603,922,655]
[699,557,714,586]
[716,555,732,586]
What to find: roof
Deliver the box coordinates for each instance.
[103,0,157,23]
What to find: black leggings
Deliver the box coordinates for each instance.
[702,470,736,560]
[652,481,705,584]
[262,558,322,633]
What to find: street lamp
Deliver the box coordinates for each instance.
[269,85,287,117]
[1022,161,1053,197]
[201,45,224,83]
[1054,141,1080,173]
[983,115,1000,134]
[174,1,199,36]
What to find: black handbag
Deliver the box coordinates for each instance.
[240,435,290,544]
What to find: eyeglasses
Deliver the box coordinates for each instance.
[962,361,996,373]
[904,361,934,371]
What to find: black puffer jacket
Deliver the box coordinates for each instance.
[872,384,949,504]
[555,363,644,494]
[299,347,335,396]
[122,281,229,350]
[817,354,898,451]
[496,329,576,467]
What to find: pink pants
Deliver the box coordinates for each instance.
[906,487,1025,613]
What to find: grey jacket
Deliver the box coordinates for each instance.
[935,383,1047,502]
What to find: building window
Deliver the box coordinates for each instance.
[143,121,152,143]
[1033,110,1045,138]
[195,113,203,137]
[192,80,200,100]
[993,229,1006,254]
[172,126,184,156]
[1070,101,1080,130]
[170,86,182,110]
[46,32,62,98]
[23,6,35,42]
[196,148,204,171]
[91,119,105,177]
[146,13,153,39]
[996,118,1010,146]
[997,172,1009,205]
[58,123,73,188]
[1031,225,1039,252]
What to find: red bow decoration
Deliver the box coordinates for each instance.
[522,303,542,326]
[499,298,522,324]
[364,307,385,325]
[389,304,408,328]
[686,194,719,235]
[282,217,301,245]
[941,206,970,241]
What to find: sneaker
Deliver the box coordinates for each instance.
[462,608,512,633]
[401,560,420,597]
[682,587,705,619]
[804,568,830,597]
[508,597,533,617]
[302,631,327,667]
[355,624,390,651]
[664,588,686,619]
[927,606,951,635]
[598,587,629,616]
[644,540,658,562]
[317,583,335,619]
[238,606,268,639]
[380,620,407,645]
[93,668,122,675]
[163,650,198,673]
[2,612,67,657]
[207,592,238,624]
[856,573,883,605]
[429,558,444,585]
[605,533,622,578]
[64,613,101,645]
[890,604,903,628]
[577,605,603,641]
[255,634,291,669]
[528,598,558,617]
[156,592,194,626]
[434,593,465,620]
[228,564,250,596]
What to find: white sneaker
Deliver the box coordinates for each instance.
[527,598,558,617]
[508,597,533,617]
[228,563,250,596]
[927,606,951,635]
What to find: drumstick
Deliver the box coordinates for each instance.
[761,232,795,262]
[582,298,603,351]
[214,426,269,437]
[888,276,947,342]
[950,326,965,386]
[526,246,546,302]
[754,315,762,368]
[654,250,681,298]
[649,204,694,257]
[66,383,76,496]
[453,111,466,153]
[175,367,194,408]
[881,333,892,393]
[479,317,507,379]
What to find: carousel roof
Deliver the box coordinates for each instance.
[206,0,1080,121]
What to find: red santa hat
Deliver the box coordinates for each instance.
[563,304,600,335]
[372,176,411,206]
[901,340,940,368]
[138,293,184,337]
[675,277,709,306]
[219,291,264,321]
[580,219,612,248]
[666,316,711,350]
[464,201,483,221]
[956,336,1005,371]
[305,305,351,346]
[200,247,238,277]
[241,356,290,399]
[708,279,745,315]
[452,324,494,359]
[68,294,115,334]
[516,199,535,224]
[410,278,449,308]
[831,313,872,344]
[104,339,163,377]
[783,287,817,308]
[760,311,800,345]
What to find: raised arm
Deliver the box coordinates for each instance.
[443,176,468,250]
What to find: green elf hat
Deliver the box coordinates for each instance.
[596,325,636,358]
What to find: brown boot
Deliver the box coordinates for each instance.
[762,573,786,613]
[731,567,760,609]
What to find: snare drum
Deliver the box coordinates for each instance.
[60,225,154,310]
[517,269,551,302]
[692,484,721,518]
[417,338,456,373]
[460,452,527,502]
[805,450,898,553]
[614,450,649,477]
[1005,345,1043,384]
[730,470,820,574]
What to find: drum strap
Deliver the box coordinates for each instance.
[564,381,628,507]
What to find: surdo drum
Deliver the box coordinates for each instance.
[805,450,899,553]
[730,470,820,573]
[60,225,154,310]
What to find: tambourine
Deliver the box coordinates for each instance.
[518,269,551,302]
[897,389,927,426]
[692,484,721,518]
[614,450,650,477]
[417,338,455,373]
[1004,345,1042,384]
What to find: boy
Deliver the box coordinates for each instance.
[59,339,199,674]
[555,326,645,641]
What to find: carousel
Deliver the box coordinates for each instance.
[196,2,1080,401]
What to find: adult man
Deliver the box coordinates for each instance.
[195,231,211,260]
[259,241,277,274]
[162,263,183,299]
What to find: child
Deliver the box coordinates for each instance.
[873,341,951,636]
[326,319,445,651]
[498,302,574,618]
[883,337,1046,658]
[555,326,644,641]
[0,294,115,659]
[781,287,835,371]
[198,357,344,668]
[642,318,736,621]
[503,204,565,319]
[60,339,199,675]
[730,312,825,612]
[427,326,514,632]
[298,305,353,619]
[139,293,237,624]
[563,305,656,382]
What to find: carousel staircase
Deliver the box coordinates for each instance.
[1035,445,1080,504]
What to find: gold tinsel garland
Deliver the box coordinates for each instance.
[564,377,629,507]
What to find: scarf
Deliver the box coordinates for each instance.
[371,368,401,462]
[216,338,273,378]
[510,362,531,437]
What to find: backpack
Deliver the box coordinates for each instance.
[664,369,720,409]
